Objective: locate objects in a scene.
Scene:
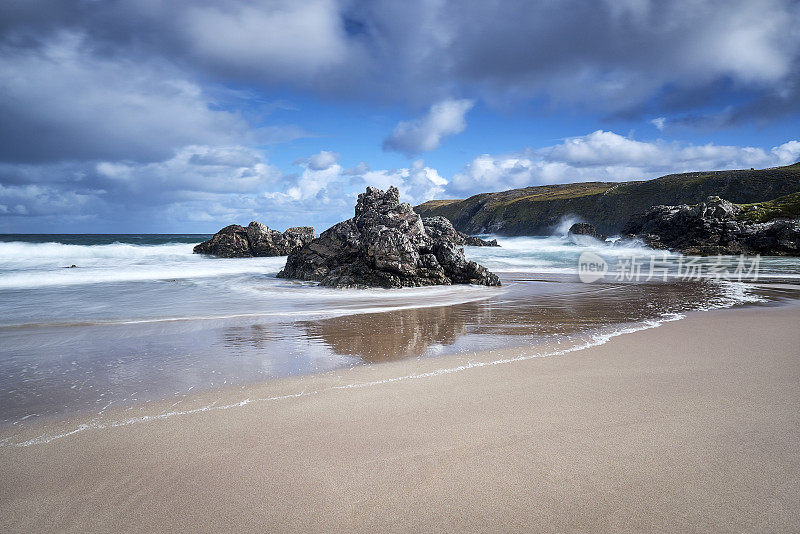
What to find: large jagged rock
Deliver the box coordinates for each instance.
[622,196,800,256]
[277,186,501,288]
[194,223,315,257]
[422,216,499,247]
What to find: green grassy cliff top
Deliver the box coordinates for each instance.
[737,191,800,223]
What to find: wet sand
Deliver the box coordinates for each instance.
[1,302,799,532]
[3,275,769,426]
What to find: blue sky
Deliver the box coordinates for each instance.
[1,0,799,233]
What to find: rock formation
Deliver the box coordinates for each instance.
[567,222,606,242]
[621,196,800,256]
[277,186,501,288]
[194,223,315,257]
[246,223,315,256]
[422,216,499,247]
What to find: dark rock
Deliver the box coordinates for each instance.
[277,186,501,288]
[246,222,316,256]
[194,223,315,257]
[193,224,251,257]
[622,196,800,256]
[422,216,500,247]
[463,235,500,247]
[568,222,606,241]
[421,216,461,243]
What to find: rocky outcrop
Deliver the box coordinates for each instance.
[622,196,800,256]
[194,223,315,257]
[422,216,499,247]
[277,186,501,288]
[568,222,606,241]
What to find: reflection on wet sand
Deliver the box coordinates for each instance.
[300,304,477,362]
[222,323,279,353]
[294,277,740,363]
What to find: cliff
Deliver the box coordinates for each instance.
[414,163,800,236]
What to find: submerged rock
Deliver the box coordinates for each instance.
[194,223,315,257]
[277,186,501,288]
[622,196,800,256]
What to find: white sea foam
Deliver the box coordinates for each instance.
[0,241,287,289]
[467,235,800,279]
[466,235,669,273]
[0,241,194,264]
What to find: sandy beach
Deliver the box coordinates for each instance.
[1,301,799,533]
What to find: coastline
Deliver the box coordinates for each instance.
[1,300,799,532]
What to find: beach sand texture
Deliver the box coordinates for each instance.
[1,303,798,533]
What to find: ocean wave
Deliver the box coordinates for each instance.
[0,240,196,263]
[0,241,288,289]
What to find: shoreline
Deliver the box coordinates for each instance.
[0,293,795,448]
[1,300,799,531]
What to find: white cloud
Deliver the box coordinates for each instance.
[0,142,457,232]
[448,131,800,195]
[306,151,340,171]
[356,160,448,205]
[4,128,798,233]
[651,117,666,131]
[96,146,284,194]
[287,151,344,201]
[285,151,446,205]
[383,99,475,155]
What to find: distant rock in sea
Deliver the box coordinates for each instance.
[277,186,501,288]
[194,223,315,258]
[567,222,606,242]
[622,196,800,256]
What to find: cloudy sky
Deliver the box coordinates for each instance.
[2,0,799,233]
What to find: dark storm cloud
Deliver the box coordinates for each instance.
[5,0,799,112]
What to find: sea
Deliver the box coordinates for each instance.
[1,232,799,432]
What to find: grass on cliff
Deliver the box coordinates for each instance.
[501,183,615,204]
[416,182,617,211]
[736,192,800,223]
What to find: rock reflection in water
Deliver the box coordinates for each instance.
[300,304,479,362]
[296,278,730,363]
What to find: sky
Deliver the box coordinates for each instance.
[1,0,800,233]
